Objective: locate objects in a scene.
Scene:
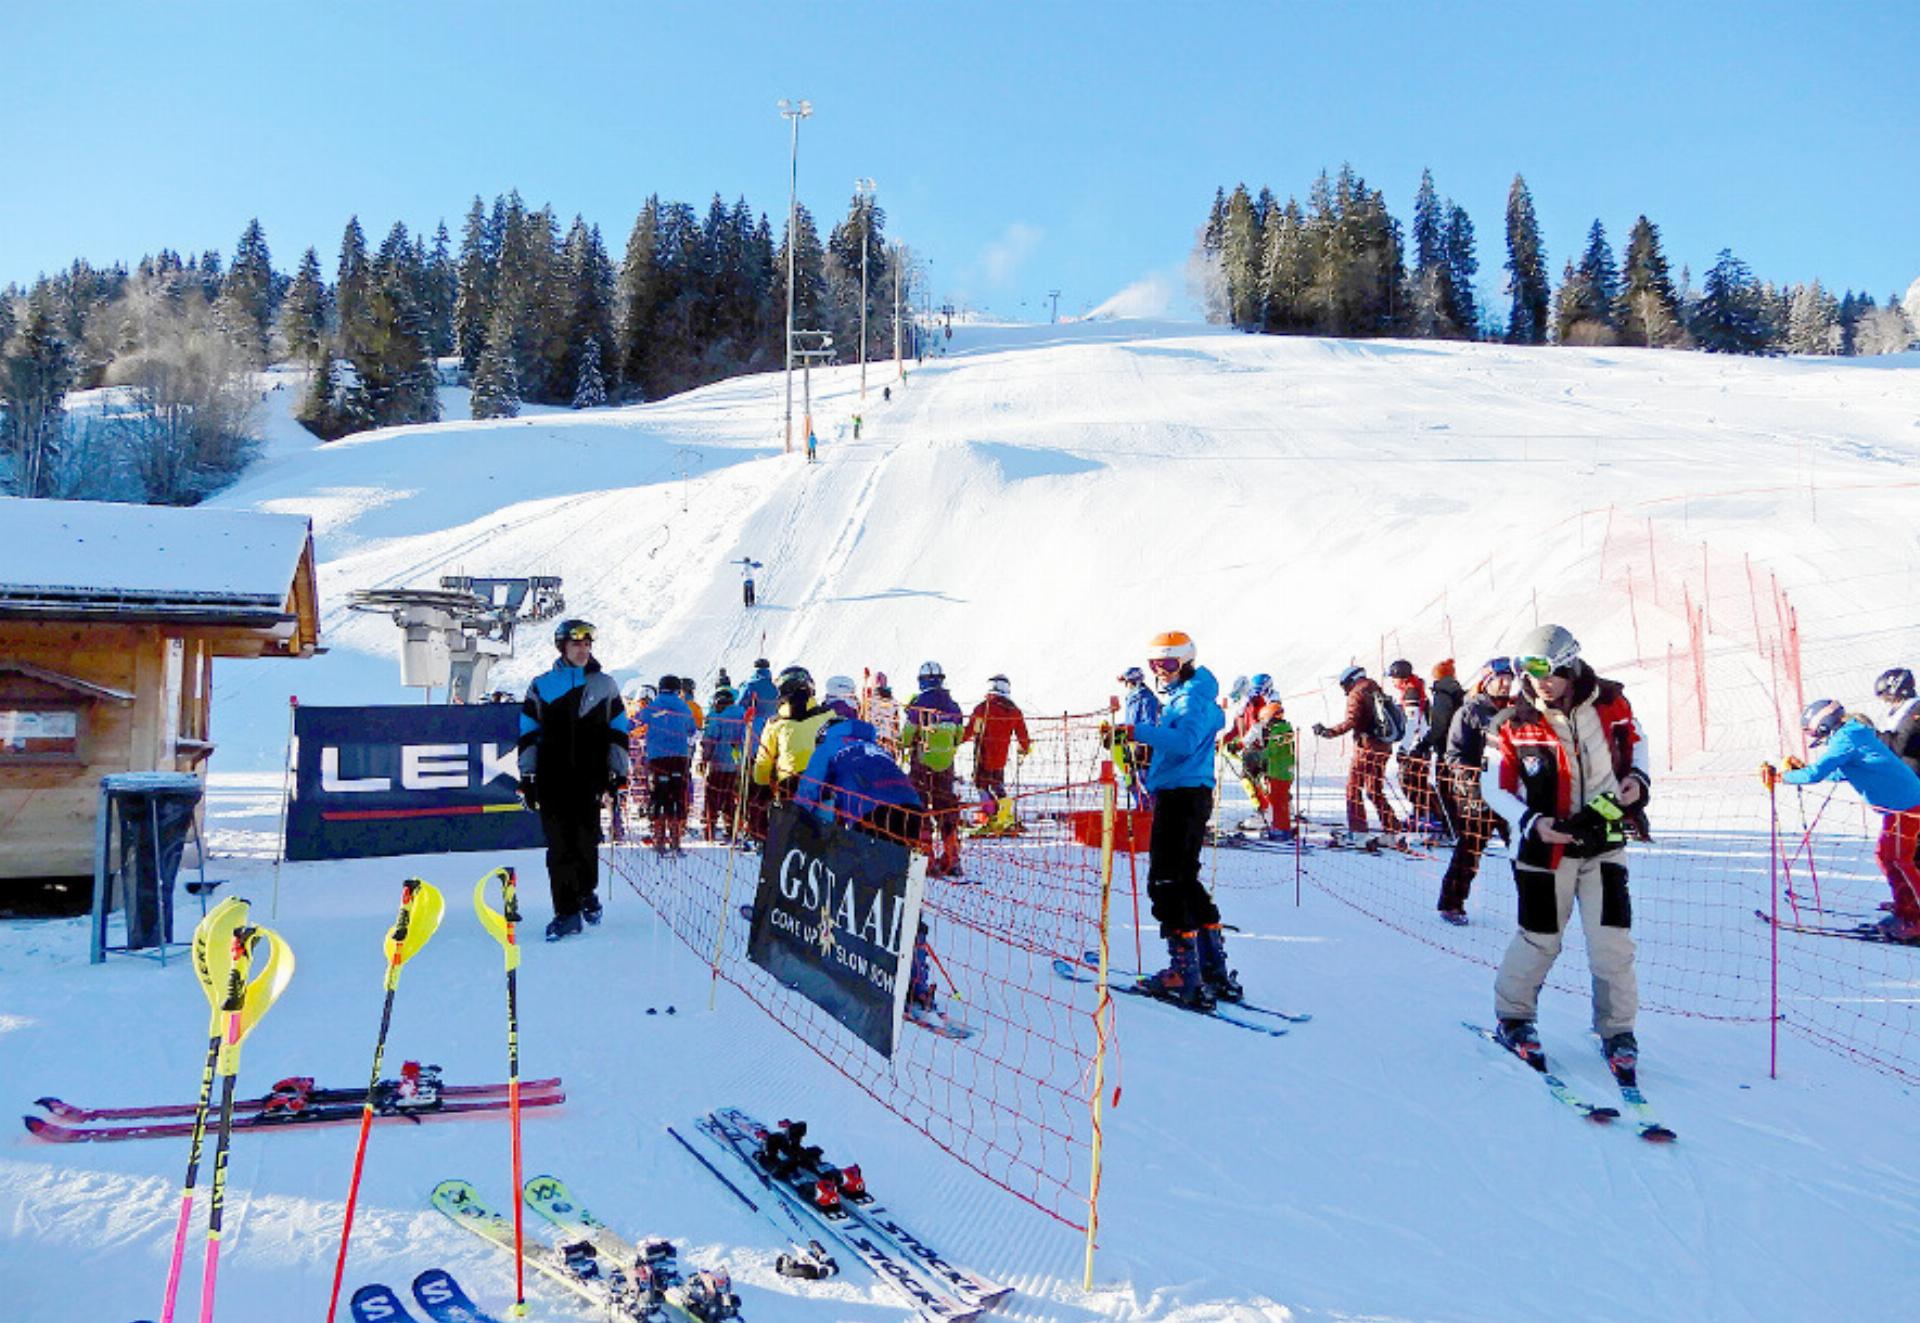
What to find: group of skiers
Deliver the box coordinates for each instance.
[512,612,1920,1082]
[513,622,1041,943]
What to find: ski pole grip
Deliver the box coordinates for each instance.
[473,867,522,972]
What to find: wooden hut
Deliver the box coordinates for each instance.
[0,497,319,883]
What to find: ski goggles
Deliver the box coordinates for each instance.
[560,624,596,643]
[1147,656,1183,679]
[1515,654,1575,680]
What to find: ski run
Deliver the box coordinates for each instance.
[5,321,1920,1323]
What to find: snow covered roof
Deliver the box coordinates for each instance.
[0,498,319,650]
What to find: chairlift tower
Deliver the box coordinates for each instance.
[347,576,564,703]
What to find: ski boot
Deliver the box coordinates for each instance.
[582,894,604,926]
[1138,931,1216,1010]
[1494,1018,1545,1071]
[683,1268,742,1321]
[1195,923,1244,1003]
[544,911,583,942]
[1601,1031,1639,1085]
[1439,908,1469,927]
[776,1238,839,1279]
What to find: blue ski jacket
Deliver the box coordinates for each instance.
[1124,684,1163,729]
[702,702,748,772]
[741,672,780,747]
[1784,718,1920,812]
[1131,665,1225,793]
[795,719,923,820]
[635,693,697,761]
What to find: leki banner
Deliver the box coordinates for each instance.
[746,803,928,1060]
[285,703,543,861]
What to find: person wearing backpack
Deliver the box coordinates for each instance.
[902,662,968,878]
[1313,665,1404,838]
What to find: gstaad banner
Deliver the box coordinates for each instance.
[285,703,544,861]
[747,803,928,1060]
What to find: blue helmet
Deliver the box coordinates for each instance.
[1249,673,1274,698]
[1801,699,1846,746]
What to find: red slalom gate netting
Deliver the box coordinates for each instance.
[604,709,1125,1232]
[1225,489,1920,1087]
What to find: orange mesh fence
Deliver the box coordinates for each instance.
[1216,490,1918,1085]
[604,711,1120,1231]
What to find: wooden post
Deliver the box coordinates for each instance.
[1082,779,1116,1291]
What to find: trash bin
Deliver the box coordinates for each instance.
[96,772,204,954]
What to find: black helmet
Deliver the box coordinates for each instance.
[659,674,678,693]
[1876,667,1916,702]
[713,686,737,707]
[777,665,814,698]
[1387,659,1414,680]
[716,668,732,688]
[553,618,595,649]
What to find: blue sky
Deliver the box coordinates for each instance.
[4,2,1915,320]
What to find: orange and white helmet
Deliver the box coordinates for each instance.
[1146,631,1196,688]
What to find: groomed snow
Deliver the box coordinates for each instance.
[5,322,1920,1323]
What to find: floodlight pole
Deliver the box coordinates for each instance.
[778,98,812,453]
[855,178,876,402]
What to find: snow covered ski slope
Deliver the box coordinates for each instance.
[5,321,1920,1323]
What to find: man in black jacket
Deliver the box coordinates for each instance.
[1420,659,1467,839]
[518,619,632,941]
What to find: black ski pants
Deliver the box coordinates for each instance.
[1146,785,1220,937]
[539,796,602,918]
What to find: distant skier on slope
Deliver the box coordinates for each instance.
[1480,624,1650,1077]
[1115,631,1239,1009]
[736,558,763,608]
[1768,699,1920,943]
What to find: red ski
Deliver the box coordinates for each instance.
[24,1089,564,1143]
[32,1072,562,1123]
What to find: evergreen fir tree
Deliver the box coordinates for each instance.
[1221,184,1262,329]
[0,290,73,496]
[296,347,342,437]
[335,217,371,350]
[426,221,457,358]
[1260,198,1313,334]
[279,247,329,364]
[1691,249,1769,353]
[572,335,607,408]
[559,217,616,404]
[1503,175,1550,344]
[1442,204,1479,337]
[1786,280,1842,355]
[614,196,662,397]
[454,197,494,375]
[470,305,520,419]
[1198,186,1229,324]
[217,218,275,364]
[1616,215,1681,347]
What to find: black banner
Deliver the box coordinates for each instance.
[285,703,544,861]
[747,804,927,1060]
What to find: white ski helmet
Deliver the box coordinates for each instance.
[918,661,945,687]
[1513,624,1581,680]
[987,674,1012,698]
[823,674,858,703]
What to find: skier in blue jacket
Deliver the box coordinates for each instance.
[1117,631,1239,1007]
[699,687,748,841]
[1772,699,1920,941]
[739,659,781,841]
[636,678,698,854]
[795,717,925,841]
